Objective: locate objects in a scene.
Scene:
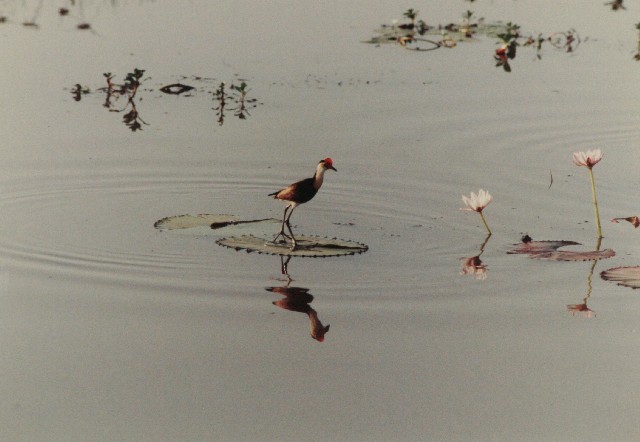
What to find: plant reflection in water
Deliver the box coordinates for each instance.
[567,238,603,318]
[265,256,330,343]
[460,233,491,280]
[213,81,259,125]
[101,69,148,132]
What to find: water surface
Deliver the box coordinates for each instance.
[1,1,640,440]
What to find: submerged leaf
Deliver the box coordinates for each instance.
[508,239,614,261]
[601,266,640,289]
[508,240,579,254]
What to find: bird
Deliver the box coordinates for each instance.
[269,158,337,250]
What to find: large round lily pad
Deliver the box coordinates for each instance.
[216,234,368,257]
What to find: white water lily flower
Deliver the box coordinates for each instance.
[461,189,492,213]
[572,149,603,169]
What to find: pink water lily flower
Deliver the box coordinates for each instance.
[461,189,492,213]
[461,189,492,234]
[572,149,604,238]
[572,149,603,169]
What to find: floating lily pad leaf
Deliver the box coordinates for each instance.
[216,235,368,258]
[508,240,579,255]
[532,249,615,261]
[508,240,615,261]
[154,214,239,231]
[154,214,280,237]
[159,83,195,95]
[611,216,640,228]
[601,267,640,289]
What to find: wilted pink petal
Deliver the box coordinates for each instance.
[611,216,640,228]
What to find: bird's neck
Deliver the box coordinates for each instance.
[313,165,326,190]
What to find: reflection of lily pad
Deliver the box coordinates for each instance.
[508,240,615,261]
[601,267,640,289]
[216,235,368,258]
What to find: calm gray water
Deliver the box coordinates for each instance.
[2,1,640,440]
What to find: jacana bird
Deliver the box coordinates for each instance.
[269,158,337,250]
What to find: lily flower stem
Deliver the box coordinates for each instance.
[479,211,492,236]
[588,167,603,238]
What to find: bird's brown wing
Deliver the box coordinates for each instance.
[270,177,316,203]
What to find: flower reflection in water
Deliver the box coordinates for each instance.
[460,234,491,280]
[566,302,595,318]
[566,238,602,319]
[266,256,330,342]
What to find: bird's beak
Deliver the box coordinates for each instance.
[329,165,337,172]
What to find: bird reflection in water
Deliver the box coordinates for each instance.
[265,256,330,342]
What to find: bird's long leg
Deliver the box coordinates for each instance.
[284,206,298,250]
[273,205,294,243]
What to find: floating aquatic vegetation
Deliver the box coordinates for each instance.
[159,83,195,95]
[154,214,242,231]
[605,0,626,11]
[508,237,614,261]
[155,214,367,257]
[364,8,581,71]
[611,216,640,228]
[601,266,640,289]
[217,235,368,258]
[547,29,581,53]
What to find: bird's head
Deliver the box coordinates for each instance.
[320,158,337,172]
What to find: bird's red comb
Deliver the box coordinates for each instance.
[323,158,334,166]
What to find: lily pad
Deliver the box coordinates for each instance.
[216,234,368,258]
[154,214,239,231]
[508,240,615,261]
[153,214,279,237]
[601,267,640,289]
[155,214,369,257]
